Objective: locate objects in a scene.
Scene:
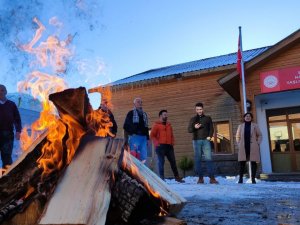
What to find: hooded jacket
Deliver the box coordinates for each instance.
[150,120,174,147]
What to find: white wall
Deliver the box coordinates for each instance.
[255,89,300,173]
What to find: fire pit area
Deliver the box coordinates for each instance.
[0,87,186,225]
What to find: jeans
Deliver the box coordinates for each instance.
[193,139,214,178]
[0,131,14,168]
[156,144,179,179]
[129,135,148,161]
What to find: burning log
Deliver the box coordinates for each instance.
[106,170,161,225]
[121,153,186,215]
[0,131,50,225]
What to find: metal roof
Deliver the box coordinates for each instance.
[111,46,270,86]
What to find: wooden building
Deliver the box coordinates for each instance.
[90,29,300,179]
[219,29,300,178]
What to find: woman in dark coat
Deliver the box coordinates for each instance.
[236,112,262,184]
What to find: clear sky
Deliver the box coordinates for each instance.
[0,0,299,99]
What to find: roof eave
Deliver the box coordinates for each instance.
[218,28,300,101]
[102,64,236,90]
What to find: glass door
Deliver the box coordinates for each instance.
[267,107,300,172]
[291,121,300,171]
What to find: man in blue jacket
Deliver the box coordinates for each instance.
[0,84,22,171]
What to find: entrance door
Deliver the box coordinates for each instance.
[267,107,300,172]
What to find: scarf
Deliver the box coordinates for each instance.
[133,108,148,127]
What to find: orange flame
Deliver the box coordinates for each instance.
[20,17,72,73]
[87,85,114,137]
[18,71,67,152]
[18,17,114,178]
[17,18,76,177]
[24,186,35,200]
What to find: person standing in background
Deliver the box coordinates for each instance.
[236,112,262,184]
[188,102,218,184]
[123,97,149,163]
[150,110,184,183]
[0,84,22,172]
[98,97,118,137]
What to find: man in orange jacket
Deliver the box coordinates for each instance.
[150,110,184,183]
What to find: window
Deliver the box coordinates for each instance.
[212,121,232,154]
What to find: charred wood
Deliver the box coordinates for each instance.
[106,170,160,225]
[49,87,90,127]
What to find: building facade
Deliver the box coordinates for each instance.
[91,29,300,178]
[219,29,300,175]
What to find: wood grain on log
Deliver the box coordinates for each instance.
[39,137,123,225]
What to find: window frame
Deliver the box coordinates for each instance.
[212,120,233,154]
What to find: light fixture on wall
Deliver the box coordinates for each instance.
[246,99,252,112]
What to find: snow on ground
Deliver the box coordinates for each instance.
[165,176,300,225]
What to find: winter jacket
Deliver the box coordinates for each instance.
[150,121,174,147]
[188,114,214,140]
[236,122,262,162]
[0,100,22,132]
[123,110,149,139]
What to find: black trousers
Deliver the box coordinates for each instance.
[239,161,257,179]
[156,144,179,179]
[0,131,14,168]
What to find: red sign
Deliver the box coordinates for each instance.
[260,66,300,93]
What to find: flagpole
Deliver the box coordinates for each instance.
[238,26,252,182]
[239,26,247,114]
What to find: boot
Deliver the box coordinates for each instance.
[209,177,219,184]
[238,176,243,184]
[251,161,257,184]
[175,176,185,183]
[197,177,204,184]
[238,161,246,184]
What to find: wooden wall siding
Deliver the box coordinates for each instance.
[241,42,300,120]
[110,72,241,177]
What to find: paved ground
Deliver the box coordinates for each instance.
[167,177,300,225]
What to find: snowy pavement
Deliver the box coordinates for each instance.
[166,176,300,225]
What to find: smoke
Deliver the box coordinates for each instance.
[0,0,107,92]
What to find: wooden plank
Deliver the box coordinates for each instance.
[122,151,187,215]
[140,216,187,225]
[155,217,187,225]
[2,199,44,225]
[39,137,122,225]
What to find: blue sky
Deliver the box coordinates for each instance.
[0,0,299,102]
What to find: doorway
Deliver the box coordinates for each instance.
[267,107,300,172]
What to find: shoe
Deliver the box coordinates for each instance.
[251,178,256,184]
[238,176,243,184]
[175,176,185,183]
[209,177,219,184]
[197,177,204,184]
